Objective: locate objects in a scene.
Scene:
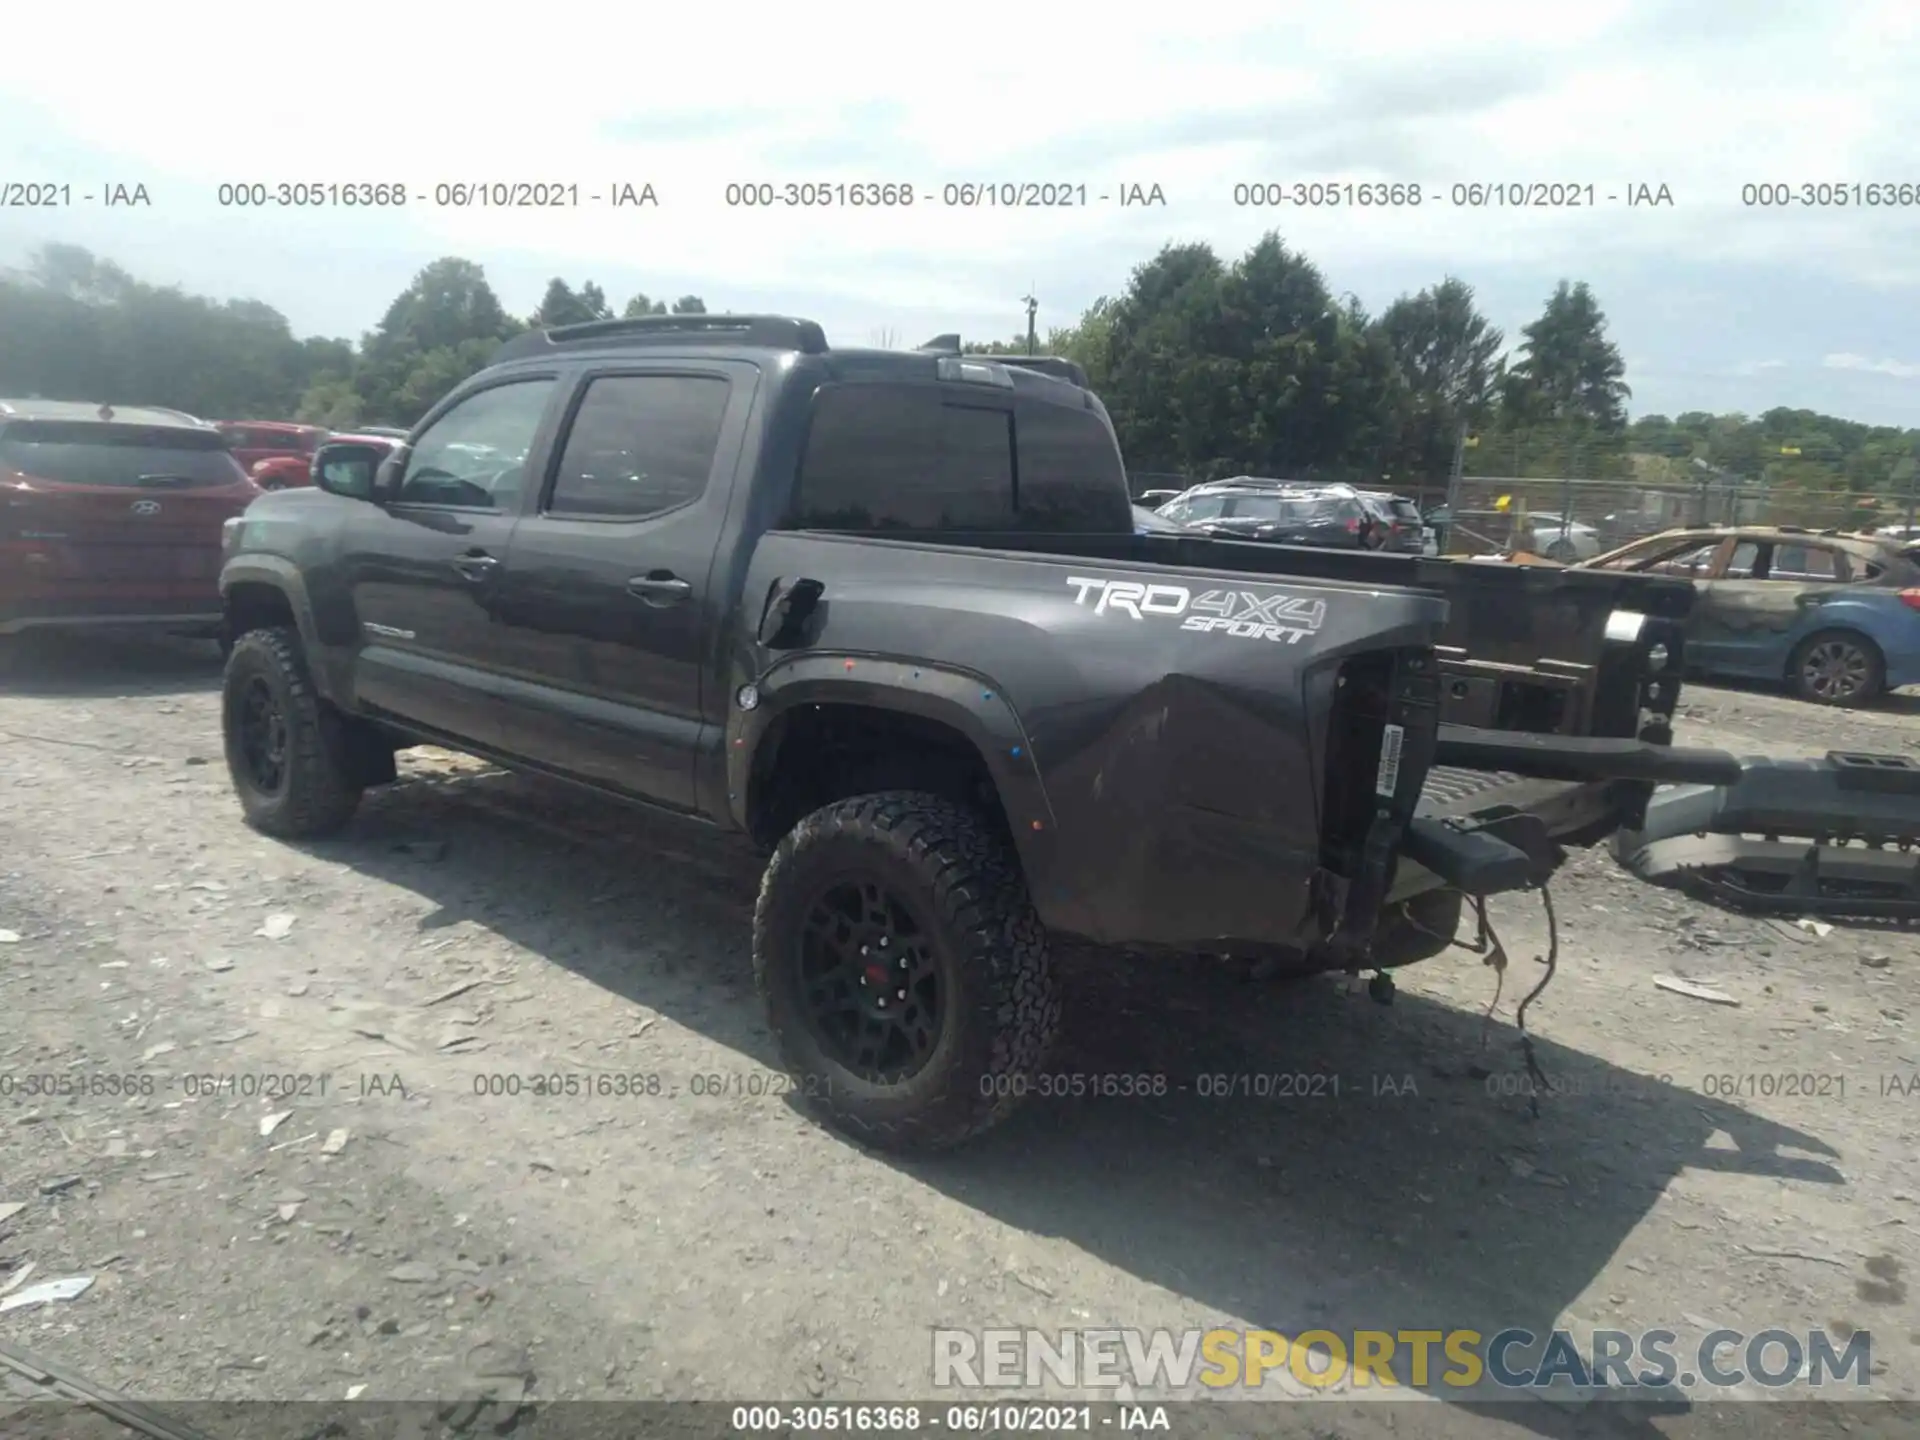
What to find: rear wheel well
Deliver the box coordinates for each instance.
[225,582,298,641]
[747,704,1010,852]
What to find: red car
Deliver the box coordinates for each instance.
[0,400,261,638]
[214,419,328,490]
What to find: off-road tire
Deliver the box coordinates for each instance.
[1788,629,1885,708]
[754,791,1061,1152]
[222,626,363,837]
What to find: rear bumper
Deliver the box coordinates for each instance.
[1614,750,1920,918]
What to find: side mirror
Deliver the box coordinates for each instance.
[312,442,389,502]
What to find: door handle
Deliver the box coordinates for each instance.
[451,553,499,582]
[628,573,692,605]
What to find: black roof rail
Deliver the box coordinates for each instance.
[493,313,829,363]
[990,356,1089,387]
[911,335,1088,388]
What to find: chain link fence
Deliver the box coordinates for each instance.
[1434,476,1919,558]
[1128,433,1920,558]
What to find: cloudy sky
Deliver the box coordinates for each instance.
[2,0,1916,425]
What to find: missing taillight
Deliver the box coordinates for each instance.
[1319,649,1441,874]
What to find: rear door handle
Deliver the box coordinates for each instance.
[451,552,498,582]
[628,573,692,605]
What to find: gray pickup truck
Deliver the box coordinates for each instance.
[215,315,1727,1150]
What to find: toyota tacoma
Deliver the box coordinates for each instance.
[215,315,1729,1150]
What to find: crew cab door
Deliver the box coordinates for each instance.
[336,375,562,749]
[487,363,756,811]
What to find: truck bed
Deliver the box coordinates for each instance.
[799,526,1692,743]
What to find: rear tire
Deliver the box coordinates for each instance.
[222,627,363,837]
[1788,629,1884,707]
[754,791,1061,1152]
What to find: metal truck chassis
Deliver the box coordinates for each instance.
[1612,750,1920,920]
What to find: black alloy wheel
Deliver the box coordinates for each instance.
[797,876,943,1083]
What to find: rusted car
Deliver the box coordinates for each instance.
[1578,526,1920,705]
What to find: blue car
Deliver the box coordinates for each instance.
[1582,527,1920,705]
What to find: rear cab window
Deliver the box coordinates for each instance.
[0,422,247,488]
[792,378,1130,533]
[794,383,1014,530]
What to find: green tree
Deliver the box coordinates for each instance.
[1375,277,1503,476]
[1500,280,1630,430]
[353,257,522,424]
[295,375,364,428]
[0,243,342,420]
[531,279,593,327]
[623,293,667,317]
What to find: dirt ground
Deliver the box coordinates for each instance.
[0,631,1916,1440]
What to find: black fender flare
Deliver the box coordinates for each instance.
[725,653,1061,895]
[219,557,334,702]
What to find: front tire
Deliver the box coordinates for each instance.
[1789,630,1884,707]
[222,627,363,837]
[753,791,1061,1152]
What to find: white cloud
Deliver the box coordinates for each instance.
[1730,360,1787,376]
[2,0,1916,287]
[1823,353,1920,380]
[4,0,1920,423]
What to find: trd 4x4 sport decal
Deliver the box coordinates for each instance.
[1066,576,1327,644]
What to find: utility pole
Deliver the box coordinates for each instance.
[1021,291,1038,356]
[1441,423,1469,555]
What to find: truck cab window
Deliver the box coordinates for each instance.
[399,379,556,510]
[796,383,1015,529]
[547,374,730,519]
[1010,398,1132,532]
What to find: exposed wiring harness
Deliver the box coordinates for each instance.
[1514,885,1560,1118]
[1397,882,1562,1118]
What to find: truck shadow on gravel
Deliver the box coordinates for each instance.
[317,766,1845,1439]
[0,630,223,699]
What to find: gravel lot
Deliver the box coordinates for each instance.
[0,632,1915,1439]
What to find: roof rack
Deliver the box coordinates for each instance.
[493,313,829,363]
[991,356,1088,387]
[912,336,1089,388]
